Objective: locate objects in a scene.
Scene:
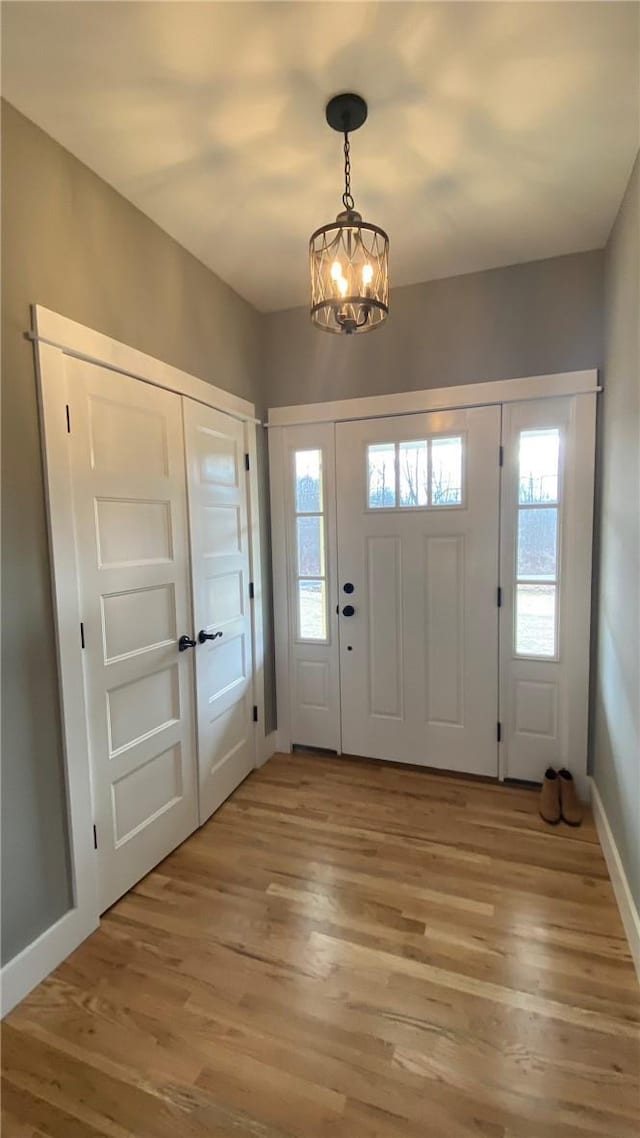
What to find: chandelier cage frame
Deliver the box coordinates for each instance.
[309,94,390,336]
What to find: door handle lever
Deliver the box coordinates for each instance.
[178,634,197,651]
[198,629,223,644]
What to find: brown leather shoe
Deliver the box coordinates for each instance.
[539,768,561,824]
[559,769,583,826]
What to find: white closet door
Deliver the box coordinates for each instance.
[336,406,501,775]
[68,358,198,914]
[499,396,596,798]
[183,401,254,824]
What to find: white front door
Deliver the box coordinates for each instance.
[68,358,198,913]
[183,401,255,824]
[336,406,501,775]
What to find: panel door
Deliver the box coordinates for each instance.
[183,401,254,824]
[499,396,596,798]
[68,358,198,914]
[336,407,501,775]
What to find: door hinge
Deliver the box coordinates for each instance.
[249,582,255,600]
[497,586,503,608]
[80,622,86,648]
[245,453,250,472]
[93,824,98,850]
[499,444,504,466]
[65,404,71,433]
[253,705,258,723]
[497,721,502,743]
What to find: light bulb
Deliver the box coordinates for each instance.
[338,276,348,298]
[330,261,343,282]
[362,263,374,286]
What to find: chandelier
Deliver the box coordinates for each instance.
[309,94,389,335]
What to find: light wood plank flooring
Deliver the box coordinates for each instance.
[2,752,639,1137]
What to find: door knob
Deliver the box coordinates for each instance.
[178,634,197,651]
[343,582,355,594]
[342,605,355,617]
[198,629,223,644]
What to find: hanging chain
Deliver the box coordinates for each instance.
[342,131,354,211]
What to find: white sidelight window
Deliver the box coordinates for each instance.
[514,428,561,658]
[269,422,340,752]
[500,397,596,793]
[293,449,328,641]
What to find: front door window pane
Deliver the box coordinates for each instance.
[516,584,556,657]
[297,516,324,577]
[295,449,323,512]
[517,508,558,579]
[399,441,428,506]
[368,443,396,508]
[431,436,462,505]
[298,580,327,640]
[519,429,560,504]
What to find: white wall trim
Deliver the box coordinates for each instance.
[1,906,96,1018]
[3,307,263,1018]
[268,369,600,427]
[30,306,258,423]
[591,779,640,984]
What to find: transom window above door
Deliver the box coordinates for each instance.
[367,435,463,509]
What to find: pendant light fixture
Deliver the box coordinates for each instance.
[309,94,389,334]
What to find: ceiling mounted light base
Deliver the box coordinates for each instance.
[310,93,389,335]
[325,93,368,134]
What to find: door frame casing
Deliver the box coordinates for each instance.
[268,370,600,758]
[1,305,267,1017]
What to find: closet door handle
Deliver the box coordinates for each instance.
[198,629,223,644]
[178,635,197,651]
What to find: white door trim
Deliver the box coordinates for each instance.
[2,306,265,1017]
[267,369,600,427]
[30,305,259,424]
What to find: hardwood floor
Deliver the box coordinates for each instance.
[2,752,639,1137]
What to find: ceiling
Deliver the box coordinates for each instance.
[2,2,639,312]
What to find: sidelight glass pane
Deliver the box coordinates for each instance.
[368,443,396,508]
[298,579,327,640]
[295,449,322,512]
[296,515,324,577]
[519,429,560,504]
[399,441,428,507]
[517,508,558,579]
[431,436,463,505]
[516,583,556,657]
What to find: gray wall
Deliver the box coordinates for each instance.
[263,251,603,408]
[1,101,268,963]
[592,152,640,910]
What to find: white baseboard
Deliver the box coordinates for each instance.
[1,905,98,1018]
[257,730,279,768]
[591,779,640,984]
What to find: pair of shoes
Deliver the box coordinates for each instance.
[539,768,583,826]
